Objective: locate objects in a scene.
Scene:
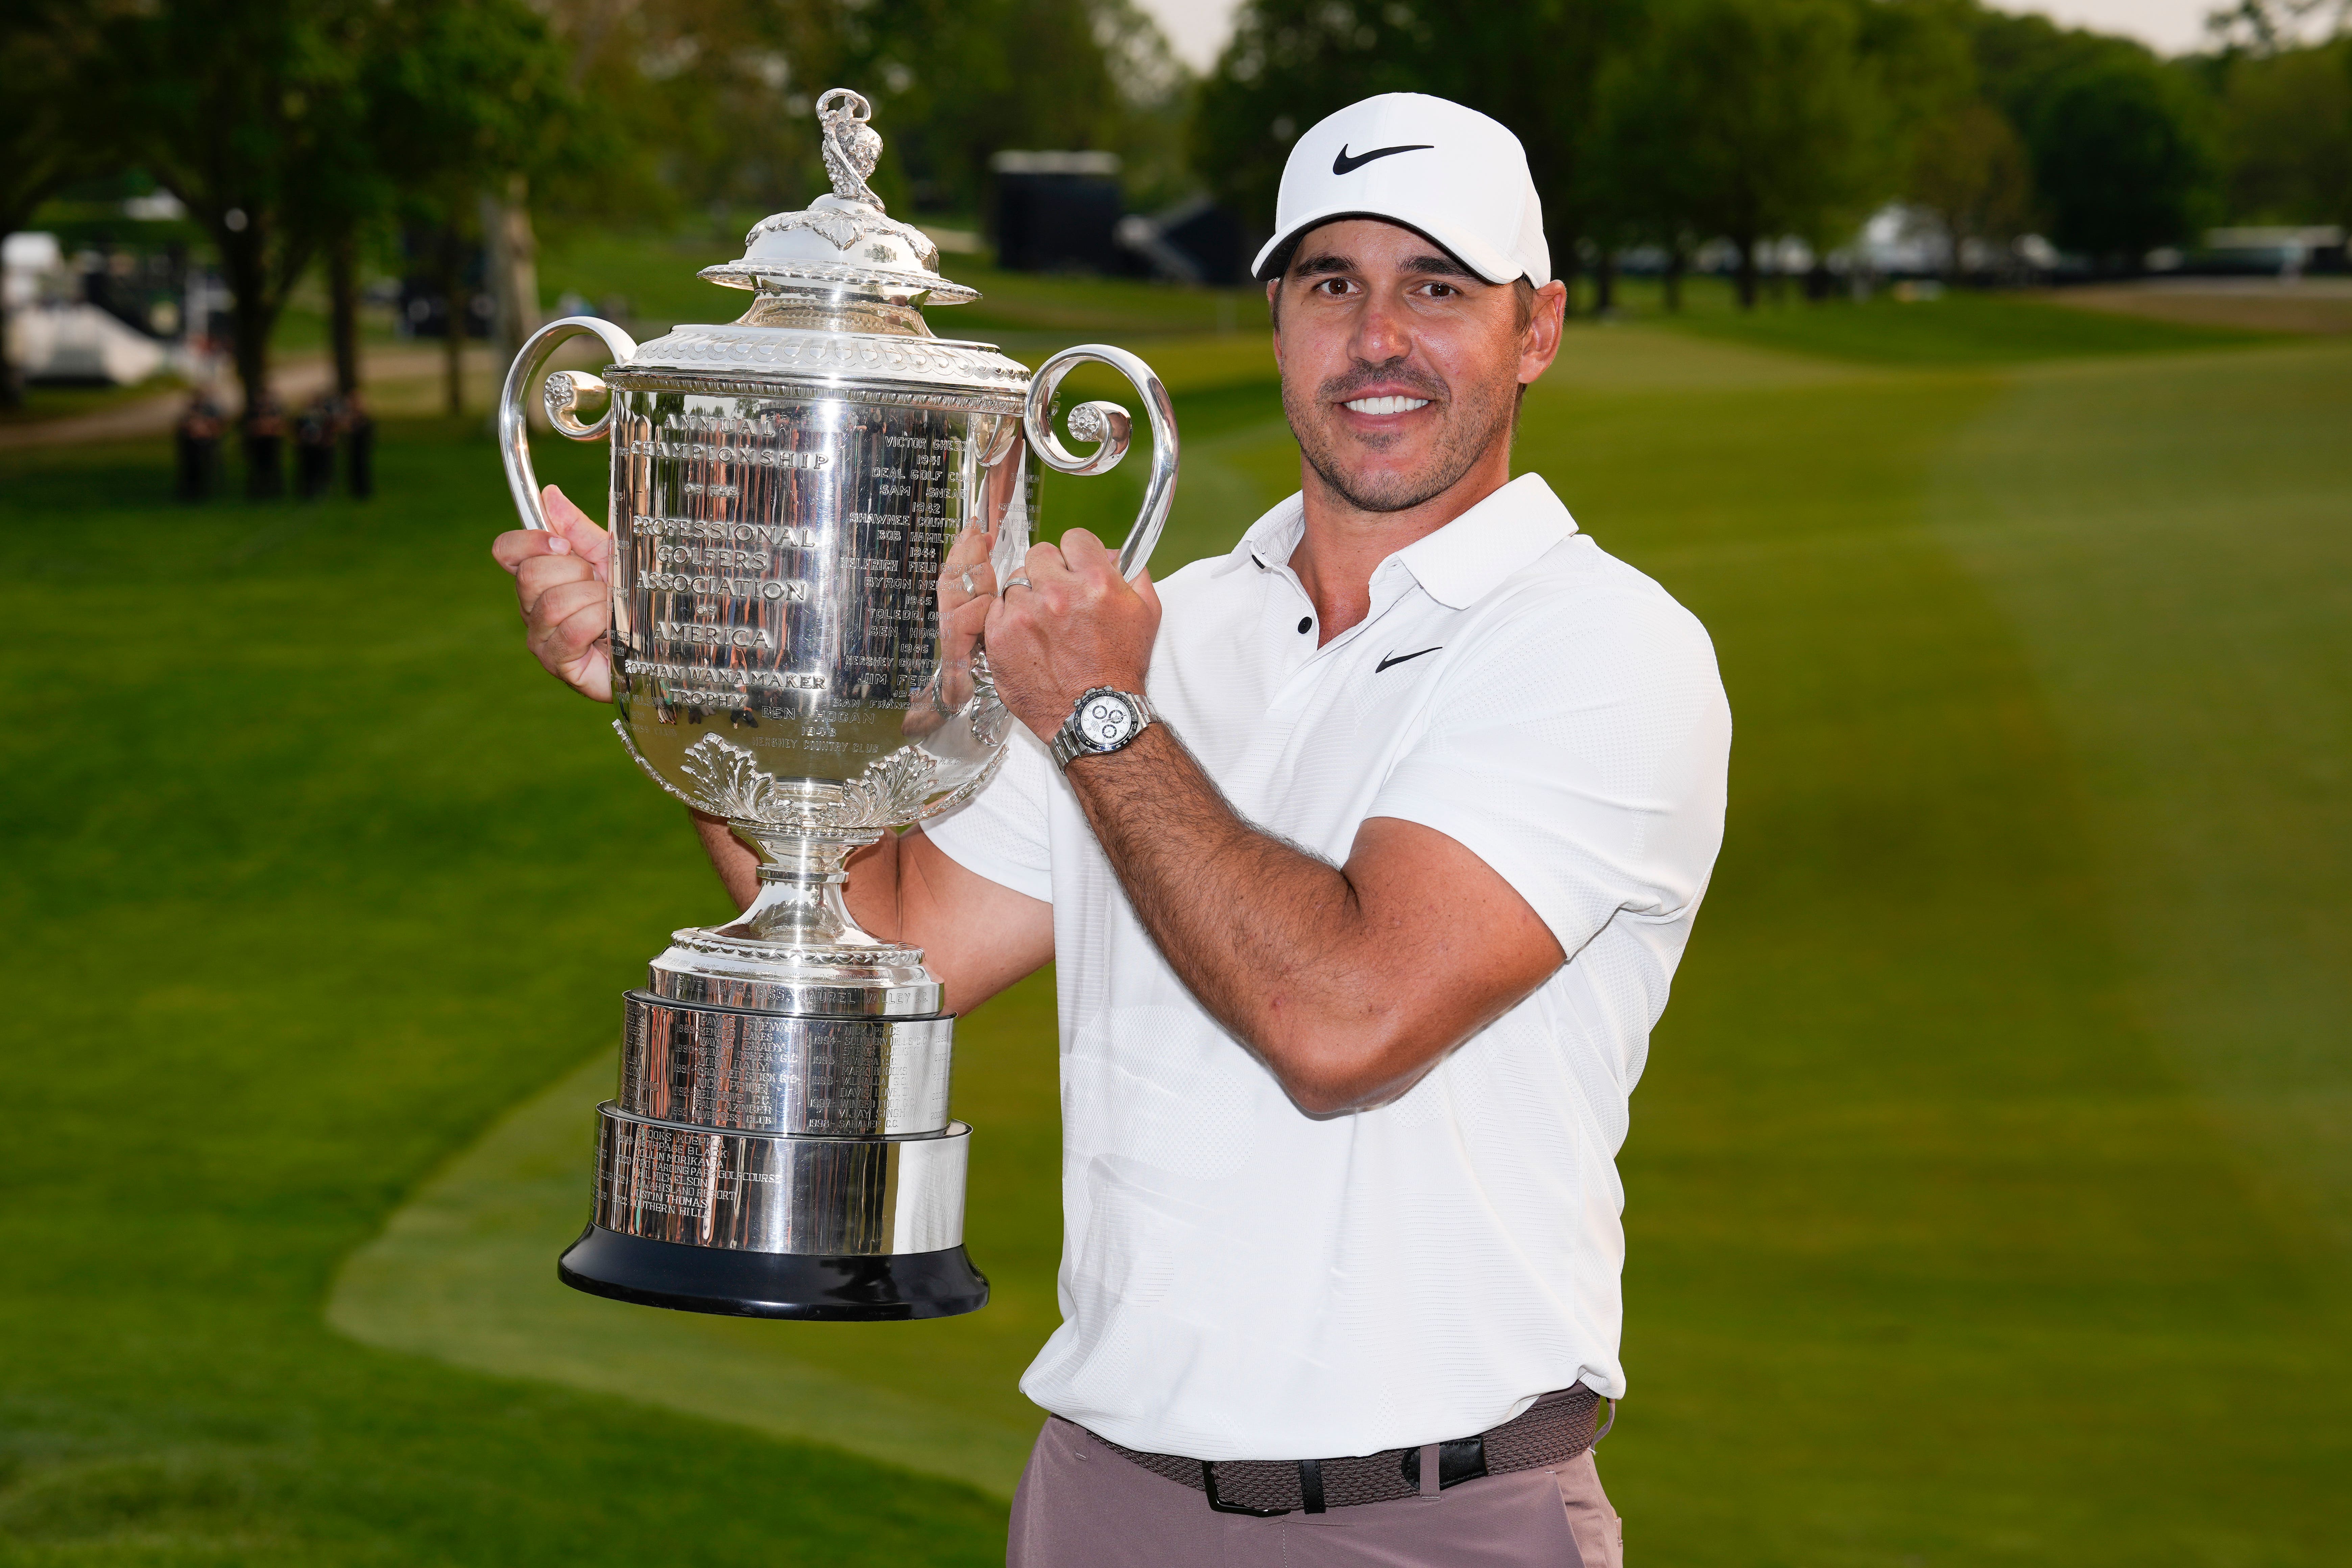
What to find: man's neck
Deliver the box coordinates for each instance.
[1290,449,1513,646]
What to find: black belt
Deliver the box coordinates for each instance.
[1095,1385,1611,1516]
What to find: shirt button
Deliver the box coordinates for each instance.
[1297,617,1312,634]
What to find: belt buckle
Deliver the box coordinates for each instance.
[1200,1460,1294,1517]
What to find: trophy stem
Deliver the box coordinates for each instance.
[724,825,896,952]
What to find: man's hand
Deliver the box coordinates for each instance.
[904,521,1001,739]
[983,528,1160,741]
[491,485,613,701]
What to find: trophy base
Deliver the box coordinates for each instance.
[557,1225,990,1321]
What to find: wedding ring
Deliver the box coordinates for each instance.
[1004,575,1034,593]
[959,566,980,595]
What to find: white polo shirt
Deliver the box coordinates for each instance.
[923,473,1731,1461]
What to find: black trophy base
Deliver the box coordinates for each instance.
[557,1225,990,1321]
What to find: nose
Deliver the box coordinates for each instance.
[1350,287,1412,367]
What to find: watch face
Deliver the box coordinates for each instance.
[1078,693,1139,750]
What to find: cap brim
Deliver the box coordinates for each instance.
[1250,207,1523,285]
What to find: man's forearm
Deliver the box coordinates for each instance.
[691,808,1054,1015]
[1064,727,1467,1113]
[692,811,761,911]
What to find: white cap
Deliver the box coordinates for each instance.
[1250,93,1550,287]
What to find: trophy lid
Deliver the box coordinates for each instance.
[620,87,1025,394]
[696,89,978,308]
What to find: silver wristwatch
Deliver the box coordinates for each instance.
[1050,686,1157,771]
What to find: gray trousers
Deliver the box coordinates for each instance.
[1008,1416,1626,1567]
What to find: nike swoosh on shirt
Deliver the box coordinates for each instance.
[1375,647,1442,673]
[1332,143,1434,176]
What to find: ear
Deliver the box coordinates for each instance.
[1267,276,1285,367]
[1519,280,1568,385]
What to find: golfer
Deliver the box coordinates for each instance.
[499,92,1729,1567]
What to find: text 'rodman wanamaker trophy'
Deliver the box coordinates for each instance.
[495,88,1176,1320]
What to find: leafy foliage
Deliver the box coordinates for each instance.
[0,0,128,406]
[1193,0,1645,275]
[2218,37,2352,224]
[537,0,1192,225]
[2030,56,2221,259]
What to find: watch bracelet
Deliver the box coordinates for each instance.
[1052,688,1156,771]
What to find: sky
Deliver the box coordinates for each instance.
[1133,0,2226,73]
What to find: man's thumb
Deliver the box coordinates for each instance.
[542,484,610,565]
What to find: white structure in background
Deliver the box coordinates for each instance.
[1852,207,1942,275]
[2203,226,2348,278]
[123,190,186,222]
[5,230,168,385]
[1834,202,2059,282]
[10,303,168,385]
[4,231,65,311]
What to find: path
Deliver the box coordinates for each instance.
[0,344,490,452]
[2041,275,2352,336]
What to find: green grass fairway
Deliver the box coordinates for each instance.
[0,428,1009,1565]
[1658,283,2274,363]
[4,283,2348,1565]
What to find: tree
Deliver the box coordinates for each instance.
[2219,39,2352,225]
[2206,0,2352,56]
[98,0,568,426]
[363,0,571,413]
[107,0,370,427]
[1590,10,1718,310]
[1911,98,2035,276]
[0,0,118,407]
[1192,0,1645,312]
[2032,57,2220,267]
[1961,7,2226,269]
[1621,0,1886,309]
[534,0,1184,227]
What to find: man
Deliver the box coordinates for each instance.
[498,92,1729,1567]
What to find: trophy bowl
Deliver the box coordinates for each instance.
[494,88,1176,1319]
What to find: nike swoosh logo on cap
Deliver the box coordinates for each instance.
[1332,143,1434,175]
[1376,646,1442,673]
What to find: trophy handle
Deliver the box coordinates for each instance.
[499,315,641,532]
[1023,344,1178,580]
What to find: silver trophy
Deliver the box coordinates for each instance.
[496,88,1175,1319]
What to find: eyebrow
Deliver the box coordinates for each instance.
[1289,251,1483,282]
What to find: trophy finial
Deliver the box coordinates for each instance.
[817,88,886,209]
[702,82,976,303]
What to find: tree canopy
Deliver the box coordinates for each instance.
[10,0,2352,416]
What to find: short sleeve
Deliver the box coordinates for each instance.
[919,724,1058,903]
[1369,581,1731,960]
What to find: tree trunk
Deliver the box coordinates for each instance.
[221,230,273,427]
[479,173,542,361]
[0,289,18,409]
[438,226,464,417]
[1735,236,1760,310]
[328,230,361,397]
[1594,243,1617,315]
[1663,247,1686,313]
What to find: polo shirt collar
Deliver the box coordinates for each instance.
[1216,474,1578,608]
[1217,495,1305,578]
[1390,474,1578,608]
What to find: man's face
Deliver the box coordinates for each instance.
[1268,219,1560,516]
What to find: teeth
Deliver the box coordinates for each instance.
[1343,396,1430,415]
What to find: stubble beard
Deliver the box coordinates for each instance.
[1283,360,1518,515]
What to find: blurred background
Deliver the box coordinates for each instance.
[3,0,2348,1563]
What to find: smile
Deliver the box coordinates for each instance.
[1341,396,1431,415]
